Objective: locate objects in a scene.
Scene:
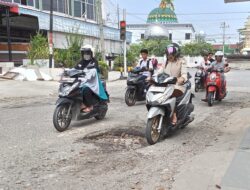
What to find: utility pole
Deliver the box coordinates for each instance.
[6,7,12,61]
[117,4,120,29]
[96,0,105,61]
[221,22,229,55]
[123,9,127,76]
[49,0,53,68]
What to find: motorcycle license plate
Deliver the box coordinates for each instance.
[149,86,166,92]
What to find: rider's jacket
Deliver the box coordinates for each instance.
[75,58,100,73]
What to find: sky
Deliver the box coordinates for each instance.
[110,0,250,44]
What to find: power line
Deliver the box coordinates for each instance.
[127,11,250,16]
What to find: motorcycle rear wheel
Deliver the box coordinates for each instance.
[145,115,161,145]
[53,104,72,132]
[125,88,136,106]
[208,92,214,107]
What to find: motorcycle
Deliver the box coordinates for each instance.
[145,73,194,145]
[206,68,227,107]
[125,67,148,106]
[53,68,108,132]
[194,66,205,92]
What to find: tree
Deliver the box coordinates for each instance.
[27,33,49,64]
[54,29,84,68]
[182,42,214,56]
[126,38,171,66]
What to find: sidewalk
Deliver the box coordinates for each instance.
[172,108,250,190]
[222,127,250,190]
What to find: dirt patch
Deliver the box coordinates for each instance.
[78,127,148,152]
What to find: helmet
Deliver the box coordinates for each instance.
[166,43,181,57]
[80,44,95,56]
[215,51,224,57]
[140,48,149,54]
[80,45,95,61]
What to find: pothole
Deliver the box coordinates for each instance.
[78,127,148,152]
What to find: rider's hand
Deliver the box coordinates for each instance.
[224,67,231,73]
[177,77,185,85]
[145,77,151,82]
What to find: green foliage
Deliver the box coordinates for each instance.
[182,42,214,56]
[27,33,49,64]
[140,38,171,56]
[54,30,84,68]
[95,51,103,62]
[126,38,171,66]
[99,61,109,79]
[113,56,134,71]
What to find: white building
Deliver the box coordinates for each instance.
[127,0,195,45]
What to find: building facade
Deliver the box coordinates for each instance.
[0,0,132,64]
[239,16,250,55]
[127,0,195,44]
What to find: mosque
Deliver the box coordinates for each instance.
[127,0,196,44]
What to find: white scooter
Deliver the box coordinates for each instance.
[145,73,194,145]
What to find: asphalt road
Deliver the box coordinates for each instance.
[0,69,250,190]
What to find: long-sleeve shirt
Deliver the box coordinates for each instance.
[158,58,187,82]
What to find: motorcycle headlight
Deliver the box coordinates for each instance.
[59,83,79,96]
[210,73,217,81]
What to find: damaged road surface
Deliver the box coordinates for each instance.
[0,70,250,190]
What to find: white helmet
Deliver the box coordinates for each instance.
[215,51,224,57]
[80,44,95,56]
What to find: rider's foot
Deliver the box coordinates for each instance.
[82,106,93,113]
[201,98,208,102]
[80,103,87,111]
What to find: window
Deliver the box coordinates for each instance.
[58,0,66,13]
[42,0,50,11]
[34,0,39,9]
[74,1,81,17]
[14,0,21,3]
[87,3,94,20]
[27,0,34,6]
[2,0,12,2]
[185,33,191,40]
[72,0,96,20]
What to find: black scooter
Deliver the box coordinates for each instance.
[53,68,108,132]
[125,67,148,106]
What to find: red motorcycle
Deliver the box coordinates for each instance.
[205,68,227,106]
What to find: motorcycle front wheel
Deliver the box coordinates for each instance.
[207,92,214,107]
[125,88,136,106]
[53,104,72,132]
[145,115,161,145]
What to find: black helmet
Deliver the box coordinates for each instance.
[140,48,149,54]
[166,43,180,57]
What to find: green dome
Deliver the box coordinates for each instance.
[147,7,178,24]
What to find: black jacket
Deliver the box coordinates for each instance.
[75,58,100,73]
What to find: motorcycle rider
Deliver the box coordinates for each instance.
[200,50,211,69]
[75,45,108,112]
[199,50,211,87]
[208,52,215,63]
[155,43,187,126]
[202,51,230,101]
[136,48,154,78]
